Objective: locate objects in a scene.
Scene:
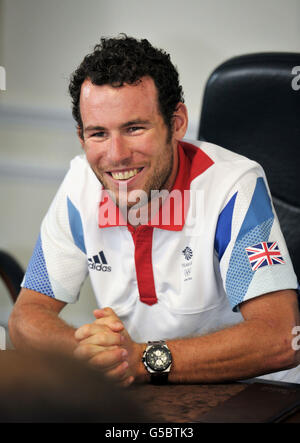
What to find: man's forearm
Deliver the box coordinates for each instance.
[135,319,297,384]
[9,302,77,355]
[134,291,300,384]
[171,321,294,383]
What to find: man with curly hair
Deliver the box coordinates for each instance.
[9,35,300,387]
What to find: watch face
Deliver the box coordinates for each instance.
[146,345,172,372]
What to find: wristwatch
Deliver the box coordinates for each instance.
[142,340,172,384]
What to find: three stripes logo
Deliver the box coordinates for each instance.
[88,251,111,272]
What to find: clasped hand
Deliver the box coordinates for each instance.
[73,307,138,387]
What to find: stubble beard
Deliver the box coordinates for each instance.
[94,141,174,212]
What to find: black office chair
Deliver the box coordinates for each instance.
[198,52,300,279]
[0,251,24,303]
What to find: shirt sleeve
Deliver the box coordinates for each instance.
[214,166,298,311]
[21,167,88,303]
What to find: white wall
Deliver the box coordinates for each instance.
[1,0,300,337]
[2,0,300,131]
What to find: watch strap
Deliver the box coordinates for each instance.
[150,372,169,385]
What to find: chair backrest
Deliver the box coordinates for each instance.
[198,53,300,279]
[0,251,24,303]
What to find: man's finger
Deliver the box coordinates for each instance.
[75,322,124,341]
[89,357,130,380]
[94,307,118,320]
[93,316,124,331]
[76,330,125,348]
[74,345,127,369]
[117,376,135,389]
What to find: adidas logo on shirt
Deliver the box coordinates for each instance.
[88,251,111,272]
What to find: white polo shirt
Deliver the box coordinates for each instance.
[22,140,299,382]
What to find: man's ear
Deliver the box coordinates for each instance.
[172,103,188,141]
[77,126,85,148]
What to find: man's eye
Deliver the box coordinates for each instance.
[91,131,106,138]
[128,126,144,133]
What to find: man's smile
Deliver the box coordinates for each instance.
[106,167,144,182]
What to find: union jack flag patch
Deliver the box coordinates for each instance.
[245,241,285,271]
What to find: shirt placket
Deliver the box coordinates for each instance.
[129,225,158,306]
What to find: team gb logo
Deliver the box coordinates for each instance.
[182,246,193,261]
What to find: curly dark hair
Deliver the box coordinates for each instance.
[69,34,184,138]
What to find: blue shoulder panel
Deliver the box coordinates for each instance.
[215,192,237,260]
[67,197,86,254]
[236,177,273,241]
[225,177,274,311]
[23,233,55,297]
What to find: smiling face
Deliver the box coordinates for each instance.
[78,76,187,210]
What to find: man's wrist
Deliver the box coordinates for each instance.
[133,342,150,383]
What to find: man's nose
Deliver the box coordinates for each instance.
[108,135,131,165]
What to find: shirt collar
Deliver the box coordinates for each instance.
[98,141,211,231]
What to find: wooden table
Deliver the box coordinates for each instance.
[129,381,300,423]
[129,383,244,422]
[1,350,300,423]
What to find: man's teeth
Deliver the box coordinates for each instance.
[111,168,140,180]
